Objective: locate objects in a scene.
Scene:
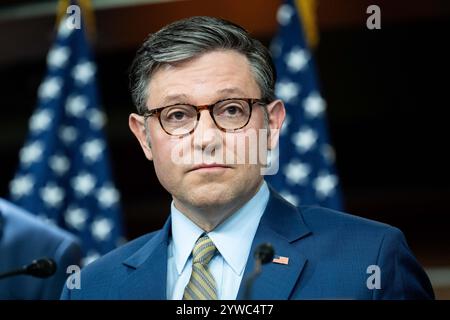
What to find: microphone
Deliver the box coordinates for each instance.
[0,258,57,280]
[243,243,275,300]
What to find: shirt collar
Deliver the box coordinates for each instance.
[170,181,270,276]
[170,204,204,275]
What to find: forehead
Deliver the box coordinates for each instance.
[146,50,260,107]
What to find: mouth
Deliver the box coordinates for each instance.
[187,163,232,172]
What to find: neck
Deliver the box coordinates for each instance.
[173,180,264,232]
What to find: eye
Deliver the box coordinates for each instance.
[224,105,240,115]
[219,103,245,117]
[164,106,195,122]
[169,111,186,121]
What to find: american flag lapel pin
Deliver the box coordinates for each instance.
[272,255,289,265]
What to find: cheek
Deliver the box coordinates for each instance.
[150,134,178,176]
[224,124,267,165]
[151,134,192,185]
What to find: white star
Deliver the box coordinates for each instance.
[10,174,34,199]
[81,139,105,163]
[304,92,326,118]
[97,185,120,208]
[283,160,311,185]
[47,46,70,68]
[49,154,70,176]
[65,206,88,230]
[86,109,106,130]
[71,172,96,197]
[280,190,299,206]
[72,61,95,85]
[285,47,310,73]
[66,95,88,117]
[59,126,78,145]
[29,109,53,133]
[19,141,44,166]
[276,81,300,103]
[313,173,338,198]
[277,4,294,25]
[40,183,65,208]
[292,127,318,153]
[91,218,113,241]
[280,114,291,136]
[38,77,62,100]
[82,251,101,266]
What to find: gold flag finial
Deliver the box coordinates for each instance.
[295,0,319,49]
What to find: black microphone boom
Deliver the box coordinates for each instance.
[0,258,57,280]
[243,243,275,300]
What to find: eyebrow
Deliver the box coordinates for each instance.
[155,87,250,108]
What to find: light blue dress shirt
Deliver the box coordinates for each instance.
[167,181,270,300]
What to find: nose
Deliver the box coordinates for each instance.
[193,109,222,151]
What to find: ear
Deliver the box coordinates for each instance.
[129,113,153,161]
[266,99,286,150]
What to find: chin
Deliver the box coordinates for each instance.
[166,170,261,210]
[188,183,234,207]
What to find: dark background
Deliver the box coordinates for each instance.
[0,0,449,295]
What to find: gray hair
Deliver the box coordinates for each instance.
[129,16,276,115]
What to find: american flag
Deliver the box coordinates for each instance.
[267,0,343,210]
[272,255,290,265]
[9,13,124,265]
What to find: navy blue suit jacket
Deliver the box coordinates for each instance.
[0,198,82,299]
[61,189,434,299]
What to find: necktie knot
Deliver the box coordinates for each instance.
[192,235,216,266]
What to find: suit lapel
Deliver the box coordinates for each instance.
[118,218,171,300]
[237,189,311,300]
[115,187,311,300]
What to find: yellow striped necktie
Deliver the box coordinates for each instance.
[183,234,218,300]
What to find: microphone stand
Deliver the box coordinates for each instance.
[0,268,27,280]
[243,243,274,300]
[0,258,57,280]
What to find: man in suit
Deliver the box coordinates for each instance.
[62,16,434,300]
[0,198,81,299]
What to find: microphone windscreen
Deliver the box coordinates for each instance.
[254,243,275,264]
[25,258,57,278]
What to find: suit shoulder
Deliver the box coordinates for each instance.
[79,230,159,275]
[299,205,401,237]
[0,198,78,246]
[64,229,162,299]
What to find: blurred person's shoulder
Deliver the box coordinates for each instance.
[0,197,78,246]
